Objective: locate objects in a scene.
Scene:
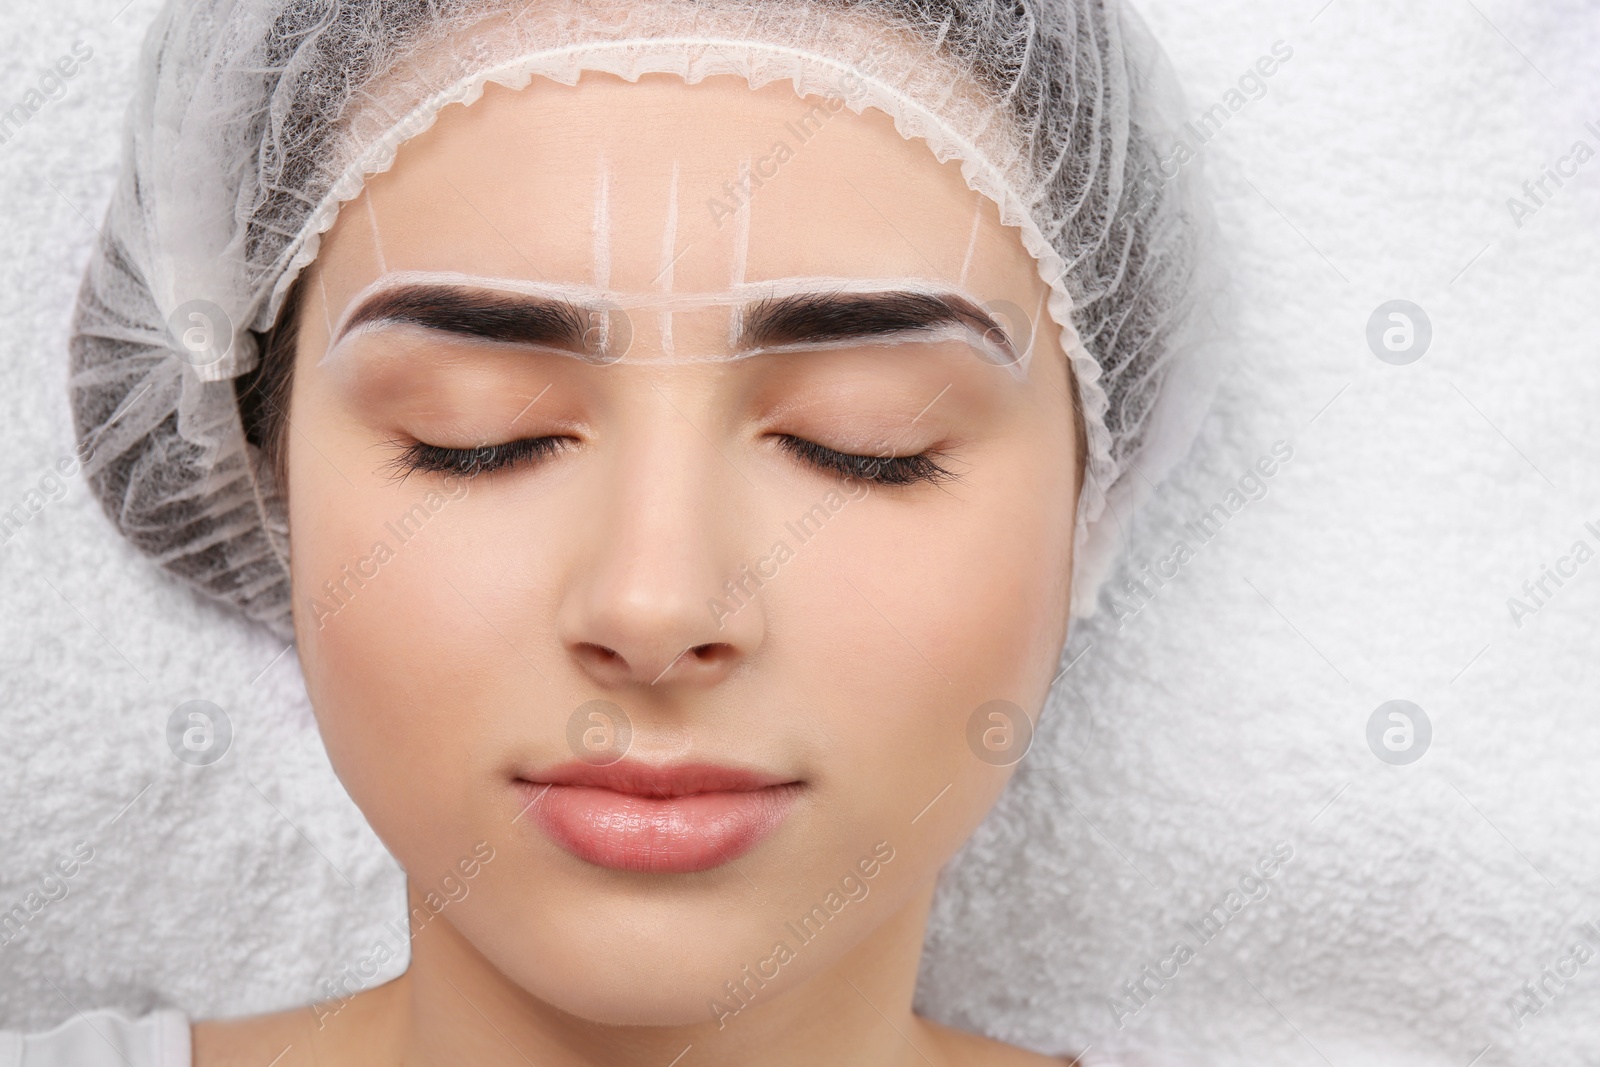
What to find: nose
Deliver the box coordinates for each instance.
[554,406,766,691]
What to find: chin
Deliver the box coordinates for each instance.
[551,988,734,1029]
[496,941,799,1029]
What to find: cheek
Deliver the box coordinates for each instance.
[288,462,496,866]
[771,410,1076,849]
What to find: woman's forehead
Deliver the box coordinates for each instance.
[321,72,1021,296]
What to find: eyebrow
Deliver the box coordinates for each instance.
[339,285,593,353]
[740,289,1012,360]
[333,283,1015,362]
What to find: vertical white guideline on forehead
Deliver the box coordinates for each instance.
[957,194,983,287]
[364,193,389,275]
[726,157,753,349]
[1030,285,1048,372]
[317,273,336,344]
[592,157,612,289]
[657,158,681,356]
[592,156,613,351]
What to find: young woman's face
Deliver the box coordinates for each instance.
[287,71,1079,1025]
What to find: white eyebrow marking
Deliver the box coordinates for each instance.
[658,159,681,356]
[957,195,983,286]
[331,270,995,318]
[364,194,388,275]
[315,270,1032,380]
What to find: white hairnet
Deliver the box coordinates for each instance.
[67,0,1220,642]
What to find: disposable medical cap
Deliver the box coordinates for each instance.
[67,0,1220,641]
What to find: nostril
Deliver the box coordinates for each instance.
[571,640,737,685]
[577,642,623,665]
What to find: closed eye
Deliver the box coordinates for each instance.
[380,432,957,488]
[383,435,573,480]
[773,434,956,487]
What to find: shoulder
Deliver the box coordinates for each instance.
[918,1016,1078,1066]
[1,1008,190,1067]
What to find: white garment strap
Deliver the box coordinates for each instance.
[8,1008,189,1067]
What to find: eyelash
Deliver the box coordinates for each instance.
[773,434,956,487]
[385,433,955,486]
[386,436,572,479]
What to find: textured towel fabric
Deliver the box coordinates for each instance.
[1,2,1597,1066]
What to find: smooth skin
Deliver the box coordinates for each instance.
[195,68,1081,1067]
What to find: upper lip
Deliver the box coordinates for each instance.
[520,760,799,798]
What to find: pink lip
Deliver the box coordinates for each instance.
[515,761,802,874]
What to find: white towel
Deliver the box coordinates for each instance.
[1,2,1596,1065]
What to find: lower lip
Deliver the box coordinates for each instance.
[516,780,802,874]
